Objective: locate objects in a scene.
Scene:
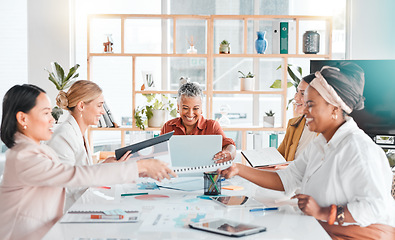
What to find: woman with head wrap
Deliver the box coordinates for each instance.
[220,62,394,239]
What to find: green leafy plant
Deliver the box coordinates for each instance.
[265,110,275,117]
[220,40,229,45]
[51,106,63,122]
[134,94,177,130]
[45,62,80,91]
[238,71,255,78]
[270,64,302,108]
[45,62,80,123]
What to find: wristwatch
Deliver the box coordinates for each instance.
[336,205,345,225]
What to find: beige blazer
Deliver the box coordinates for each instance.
[46,115,93,210]
[0,132,138,240]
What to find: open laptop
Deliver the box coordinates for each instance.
[169,135,222,168]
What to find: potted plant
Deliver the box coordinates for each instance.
[238,70,255,91]
[270,64,302,110]
[263,110,275,127]
[219,40,230,54]
[134,94,177,130]
[45,62,80,123]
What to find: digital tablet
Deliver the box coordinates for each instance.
[189,218,266,237]
[210,195,263,208]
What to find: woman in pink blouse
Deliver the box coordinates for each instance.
[0,84,176,240]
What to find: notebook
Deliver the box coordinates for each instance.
[169,135,232,176]
[115,133,232,176]
[241,147,286,167]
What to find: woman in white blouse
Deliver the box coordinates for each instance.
[0,84,175,240]
[220,62,394,239]
[47,80,131,210]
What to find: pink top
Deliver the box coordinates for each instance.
[160,115,235,148]
[0,132,139,240]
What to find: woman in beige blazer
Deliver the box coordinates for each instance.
[47,80,131,210]
[0,84,176,240]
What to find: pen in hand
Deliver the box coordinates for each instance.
[249,207,279,212]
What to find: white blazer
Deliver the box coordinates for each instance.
[46,115,94,210]
[0,132,138,240]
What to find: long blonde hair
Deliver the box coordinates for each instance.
[56,80,102,111]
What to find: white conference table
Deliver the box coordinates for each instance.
[43,176,331,240]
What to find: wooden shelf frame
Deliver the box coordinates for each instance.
[87,14,332,150]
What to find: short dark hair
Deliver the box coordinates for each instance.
[177,82,203,103]
[1,84,46,148]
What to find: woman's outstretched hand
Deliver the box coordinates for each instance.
[137,159,177,181]
[219,162,240,179]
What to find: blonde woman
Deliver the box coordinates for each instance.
[0,84,175,240]
[46,80,157,210]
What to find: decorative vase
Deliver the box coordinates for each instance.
[148,109,166,128]
[187,45,197,54]
[255,31,268,54]
[240,77,255,91]
[103,34,113,53]
[219,44,230,54]
[263,116,275,128]
[303,31,320,54]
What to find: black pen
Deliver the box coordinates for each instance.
[121,192,148,197]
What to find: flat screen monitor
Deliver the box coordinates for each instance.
[310,60,395,137]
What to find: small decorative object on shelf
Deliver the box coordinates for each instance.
[103,34,114,53]
[255,31,268,54]
[303,30,320,54]
[187,36,197,54]
[141,71,155,90]
[179,76,190,87]
[219,40,230,54]
[238,71,255,91]
[263,110,275,128]
[218,104,231,126]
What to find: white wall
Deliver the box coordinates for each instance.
[27,0,71,104]
[349,0,395,59]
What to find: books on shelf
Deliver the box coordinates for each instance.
[272,20,280,54]
[98,101,118,128]
[288,21,296,54]
[274,21,296,54]
[280,22,289,54]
